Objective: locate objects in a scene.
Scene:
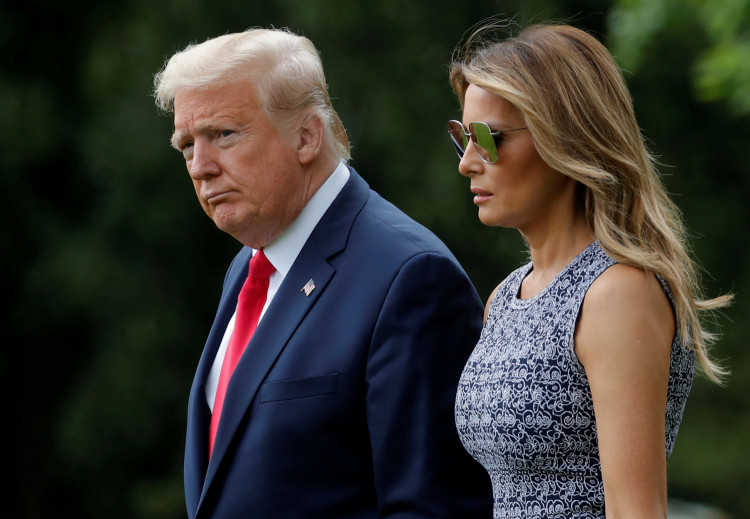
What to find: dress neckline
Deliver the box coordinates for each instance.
[511,241,599,306]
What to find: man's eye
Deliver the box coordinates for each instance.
[181,142,194,159]
[219,130,234,138]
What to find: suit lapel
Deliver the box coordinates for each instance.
[184,249,251,513]
[197,169,370,507]
[202,253,335,485]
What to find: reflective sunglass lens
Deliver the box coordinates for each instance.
[447,120,500,163]
[448,121,466,158]
[469,122,498,163]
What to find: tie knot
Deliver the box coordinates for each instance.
[248,249,276,280]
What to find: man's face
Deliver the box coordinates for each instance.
[172,81,312,248]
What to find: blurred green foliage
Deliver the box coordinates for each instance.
[608,1,750,514]
[1,0,746,518]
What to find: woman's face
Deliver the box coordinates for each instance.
[458,84,576,234]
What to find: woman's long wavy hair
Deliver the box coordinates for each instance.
[450,22,731,382]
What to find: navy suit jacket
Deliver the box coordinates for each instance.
[185,168,492,518]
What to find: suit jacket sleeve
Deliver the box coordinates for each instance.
[365,251,493,518]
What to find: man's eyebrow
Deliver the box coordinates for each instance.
[172,121,239,150]
[172,118,254,150]
[170,130,186,150]
[170,123,210,150]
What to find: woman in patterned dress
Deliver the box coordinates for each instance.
[447,23,731,519]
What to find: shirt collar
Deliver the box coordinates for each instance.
[260,161,350,276]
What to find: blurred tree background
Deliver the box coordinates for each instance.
[2,0,747,517]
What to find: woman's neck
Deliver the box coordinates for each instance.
[519,214,594,300]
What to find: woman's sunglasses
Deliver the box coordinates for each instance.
[447,120,527,164]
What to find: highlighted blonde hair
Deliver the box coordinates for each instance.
[154,27,350,162]
[450,22,731,382]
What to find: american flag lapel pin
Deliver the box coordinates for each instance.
[301,279,316,296]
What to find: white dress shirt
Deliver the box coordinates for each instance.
[205,162,350,410]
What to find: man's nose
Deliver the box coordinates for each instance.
[188,141,221,179]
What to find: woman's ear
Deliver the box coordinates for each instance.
[297,114,324,165]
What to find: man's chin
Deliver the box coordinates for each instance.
[217,223,270,250]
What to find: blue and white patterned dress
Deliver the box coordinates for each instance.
[455,241,693,518]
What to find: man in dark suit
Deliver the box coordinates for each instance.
[154,27,492,518]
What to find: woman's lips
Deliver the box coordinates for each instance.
[471,187,494,204]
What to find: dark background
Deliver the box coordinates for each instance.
[3,0,747,517]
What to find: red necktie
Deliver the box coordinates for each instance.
[209,249,276,457]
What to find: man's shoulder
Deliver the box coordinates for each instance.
[353,189,454,260]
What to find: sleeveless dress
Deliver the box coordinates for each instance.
[454,241,694,518]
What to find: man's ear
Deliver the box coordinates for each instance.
[298,114,324,165]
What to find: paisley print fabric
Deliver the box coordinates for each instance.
[455,241,694,518]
